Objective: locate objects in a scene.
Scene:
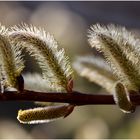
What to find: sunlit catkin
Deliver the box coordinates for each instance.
[8,24,73,92]
[73,55,117,93]
[88,24,140,91]
[0,24,24,91]
[17,105,74,124]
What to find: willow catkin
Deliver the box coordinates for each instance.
[73,55,117,93]
[113,82,135,113]
[17,105,74,124]
[0,24,24,91]
[8,24,74,123]
[88,24,140,91]
[8,24,73,92]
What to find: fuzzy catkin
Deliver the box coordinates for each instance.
[17,105,74,124]
[73,55,117,93]
[8,24,73,92]
[0,24,24,90]
[88,24,140,91]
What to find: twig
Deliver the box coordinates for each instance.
[0,90,140,106]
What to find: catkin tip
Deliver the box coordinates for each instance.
[113,82,136,113]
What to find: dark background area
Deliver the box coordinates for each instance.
[20,1,140,28]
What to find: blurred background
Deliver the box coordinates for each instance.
[1,1,140,139]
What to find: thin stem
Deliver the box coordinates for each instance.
[0,90,140,106]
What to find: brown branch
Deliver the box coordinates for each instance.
[0,90,140,106]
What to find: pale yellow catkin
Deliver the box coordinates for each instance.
[73,55,117,93]
[88,24,140,91]
[8,24,73,92]
[0,24,24,90]
[17,105,73,124]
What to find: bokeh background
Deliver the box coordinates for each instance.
[1,1,140,139]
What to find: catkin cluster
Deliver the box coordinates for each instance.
[0,23,74,124]
[74,23,140,113]
[1,22,139,123]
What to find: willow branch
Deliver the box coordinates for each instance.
[0,90,140,106]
